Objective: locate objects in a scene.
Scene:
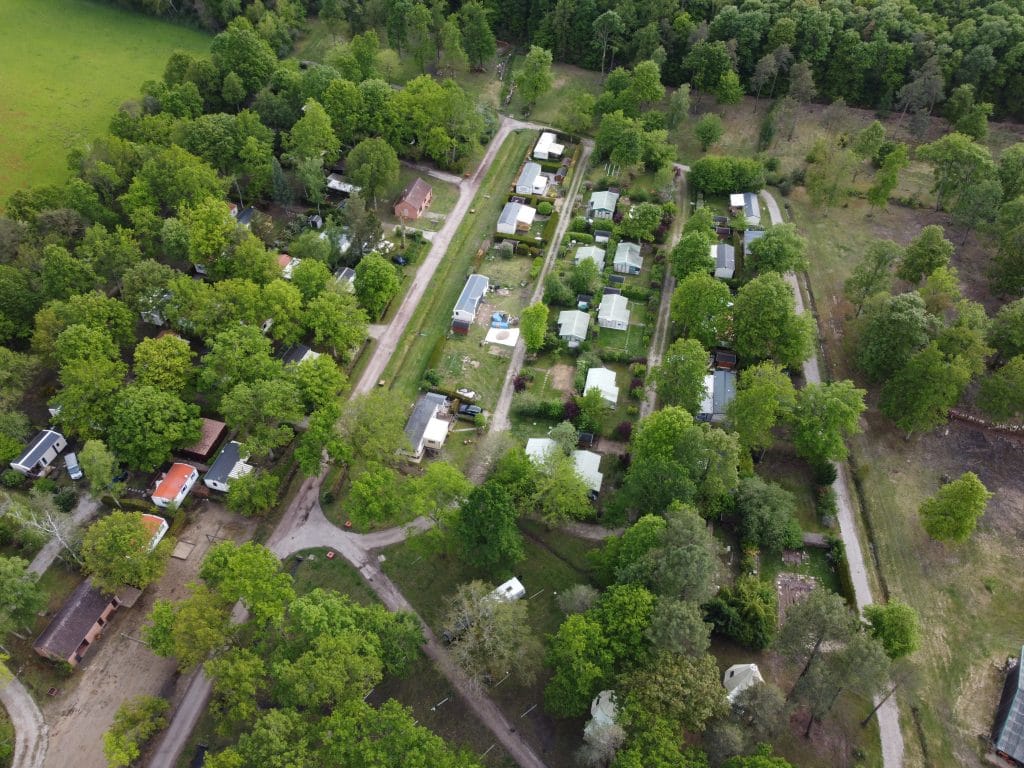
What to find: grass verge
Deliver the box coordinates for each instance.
[0,0,209,203]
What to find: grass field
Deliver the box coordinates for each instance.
[0,0,209,203]
[780,185,1024,767]
[382,129,535,400]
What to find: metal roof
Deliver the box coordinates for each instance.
[454,274,489,316]
[744,229,766,250]
[498,201,521,228]
[589,190,619,213]
[614,241,642,269]
[405,393,448,450]
[517,163,542,189]
[558,310,590,340]
[585,367,619,404]
[574,245,606,268]
[714,243,736,271]
[205,441,243,486]
[994,649,1024,764]
[598,293,629,324]
[12,430,64,470]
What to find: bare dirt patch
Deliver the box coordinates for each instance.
[547,363,575,393]
[41,504,256,768]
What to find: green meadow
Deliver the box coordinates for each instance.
[0,0,209,204]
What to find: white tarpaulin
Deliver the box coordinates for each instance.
[484,327,520,347]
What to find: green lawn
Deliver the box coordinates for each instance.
[288,547,381,605]
[379,167,461,233]
[382,129,535,400]
[513,63,604,129]
[0,0,209,203]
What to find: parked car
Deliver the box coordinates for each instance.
[65,452,83,481]
[458,404,483,418]
[392,255,408,266]
[456,388,477,400]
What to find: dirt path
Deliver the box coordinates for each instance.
[43,504,256,768]
[468,138,594,484]
[760,189,904,768]
[0,678,46,768]
[354,118,533,396]
[640,163,689,419]
[154,121,562,768]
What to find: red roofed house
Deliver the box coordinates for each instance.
[152,463,199,508]
[178,418,227,462]
[140,513,170,550]
[394,178,433,221]
[277,253,300,280]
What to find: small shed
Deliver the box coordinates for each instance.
[613,242,643,275]
[712,243,736,280]
[594,229,612,244]
[597,293,630,331]
[326,174,361,196]
[33,579,119,666]
[452,274,489,325]
[394,177,433,220]
[10,430,67,477]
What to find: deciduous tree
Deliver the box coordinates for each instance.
[670,271,732,348]
[450,481,524,572]
[0,556,43,636]
[82,511,174,593]
[898,225,954,284]
[919,471,991,542]
[880,342,970,435]
[518,46,553,107]
[728,362,796,452]
[734,475,802,552]
[734,272,814,368]
[225,471,280,518]
[790,381,866,463]
[284,99,340,166]
[855,292,934,382]
[844,240,901,315]
[618,651,728,734]
[347,137,399,205]
[306,290,369,361]
[107,384,202,471]
[704,574,778,650]
[978,356,1024,421]
[102,695,169,768]
[863,601,920,659]
[200,541,296,626]
[544,614,612,717]
[747,224,808,274]
[132,334,194,394]
[695,113,724,151]
[652,338,710,414]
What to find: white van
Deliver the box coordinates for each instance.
[65,452,83,481]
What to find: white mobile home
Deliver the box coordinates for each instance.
[452,274,489,324]
[10,430,67,477]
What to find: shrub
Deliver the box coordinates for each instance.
[513,397,564,420]
[55,489,77,514]
[811,460,838,486]
[563,398,581,423]
[630,386,645,400]
[1,470,24,488]
[34,477,58,494]
[816,486,838,522]
[513,375,529,392]
[570,216,590,232]
[614,421,633,441]
[567,231,594,245]
[529,257,543,279]
[537,201,554,216]
[630,363,647,377]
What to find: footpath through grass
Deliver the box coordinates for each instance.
[0,0,209,203]
[382,129,535,400]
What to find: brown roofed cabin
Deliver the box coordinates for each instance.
[178,418,227,462]
[34,579,119,666]
[394,178,433,221]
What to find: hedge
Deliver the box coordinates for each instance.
[541,210,560,242]
[620,284,652,302]
[567,231,594,244]
[512,397,565,420]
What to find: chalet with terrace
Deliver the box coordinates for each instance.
[34,579,119,666]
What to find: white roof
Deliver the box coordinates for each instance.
[489,577,526,602]
[423,416,449,445]
[589,190,619,212]
[585,367,619,405]
[590,690,617,727]
[517,204,537,227]
[723,663,764,702]
[729,193,746,207]
[614,241,642,269]
[699,374,715,416]
[557,309,590,339]
[598,293,629,325]
[535,131,564,157]
[525,439,602,493]
[525,437,557,463]
[572,450,603,494]
[326,174,361,194]
[574,245,606,267]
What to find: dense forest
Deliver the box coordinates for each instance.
[114,0,1024,119]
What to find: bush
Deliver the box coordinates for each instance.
[422,368,441,387]
[811,460,838,486]
[816,486,838,523]
[570,216,590,232]
[537,201,554,216]
[566,231,594,245]
[763,155,780,172]
[512,397,564,420]
[529,257,543,279]
[55,489,77,514]
[541,210,560,242]
[630,363,647,377]
[1,470,24,488]
[34,477,57,494]
[620,284,651,302]
[513,375,529,392]
[629,386,645,400]
[614,421,633,441]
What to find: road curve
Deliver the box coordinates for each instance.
[759,189,904,768]
[0,678,47,768]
